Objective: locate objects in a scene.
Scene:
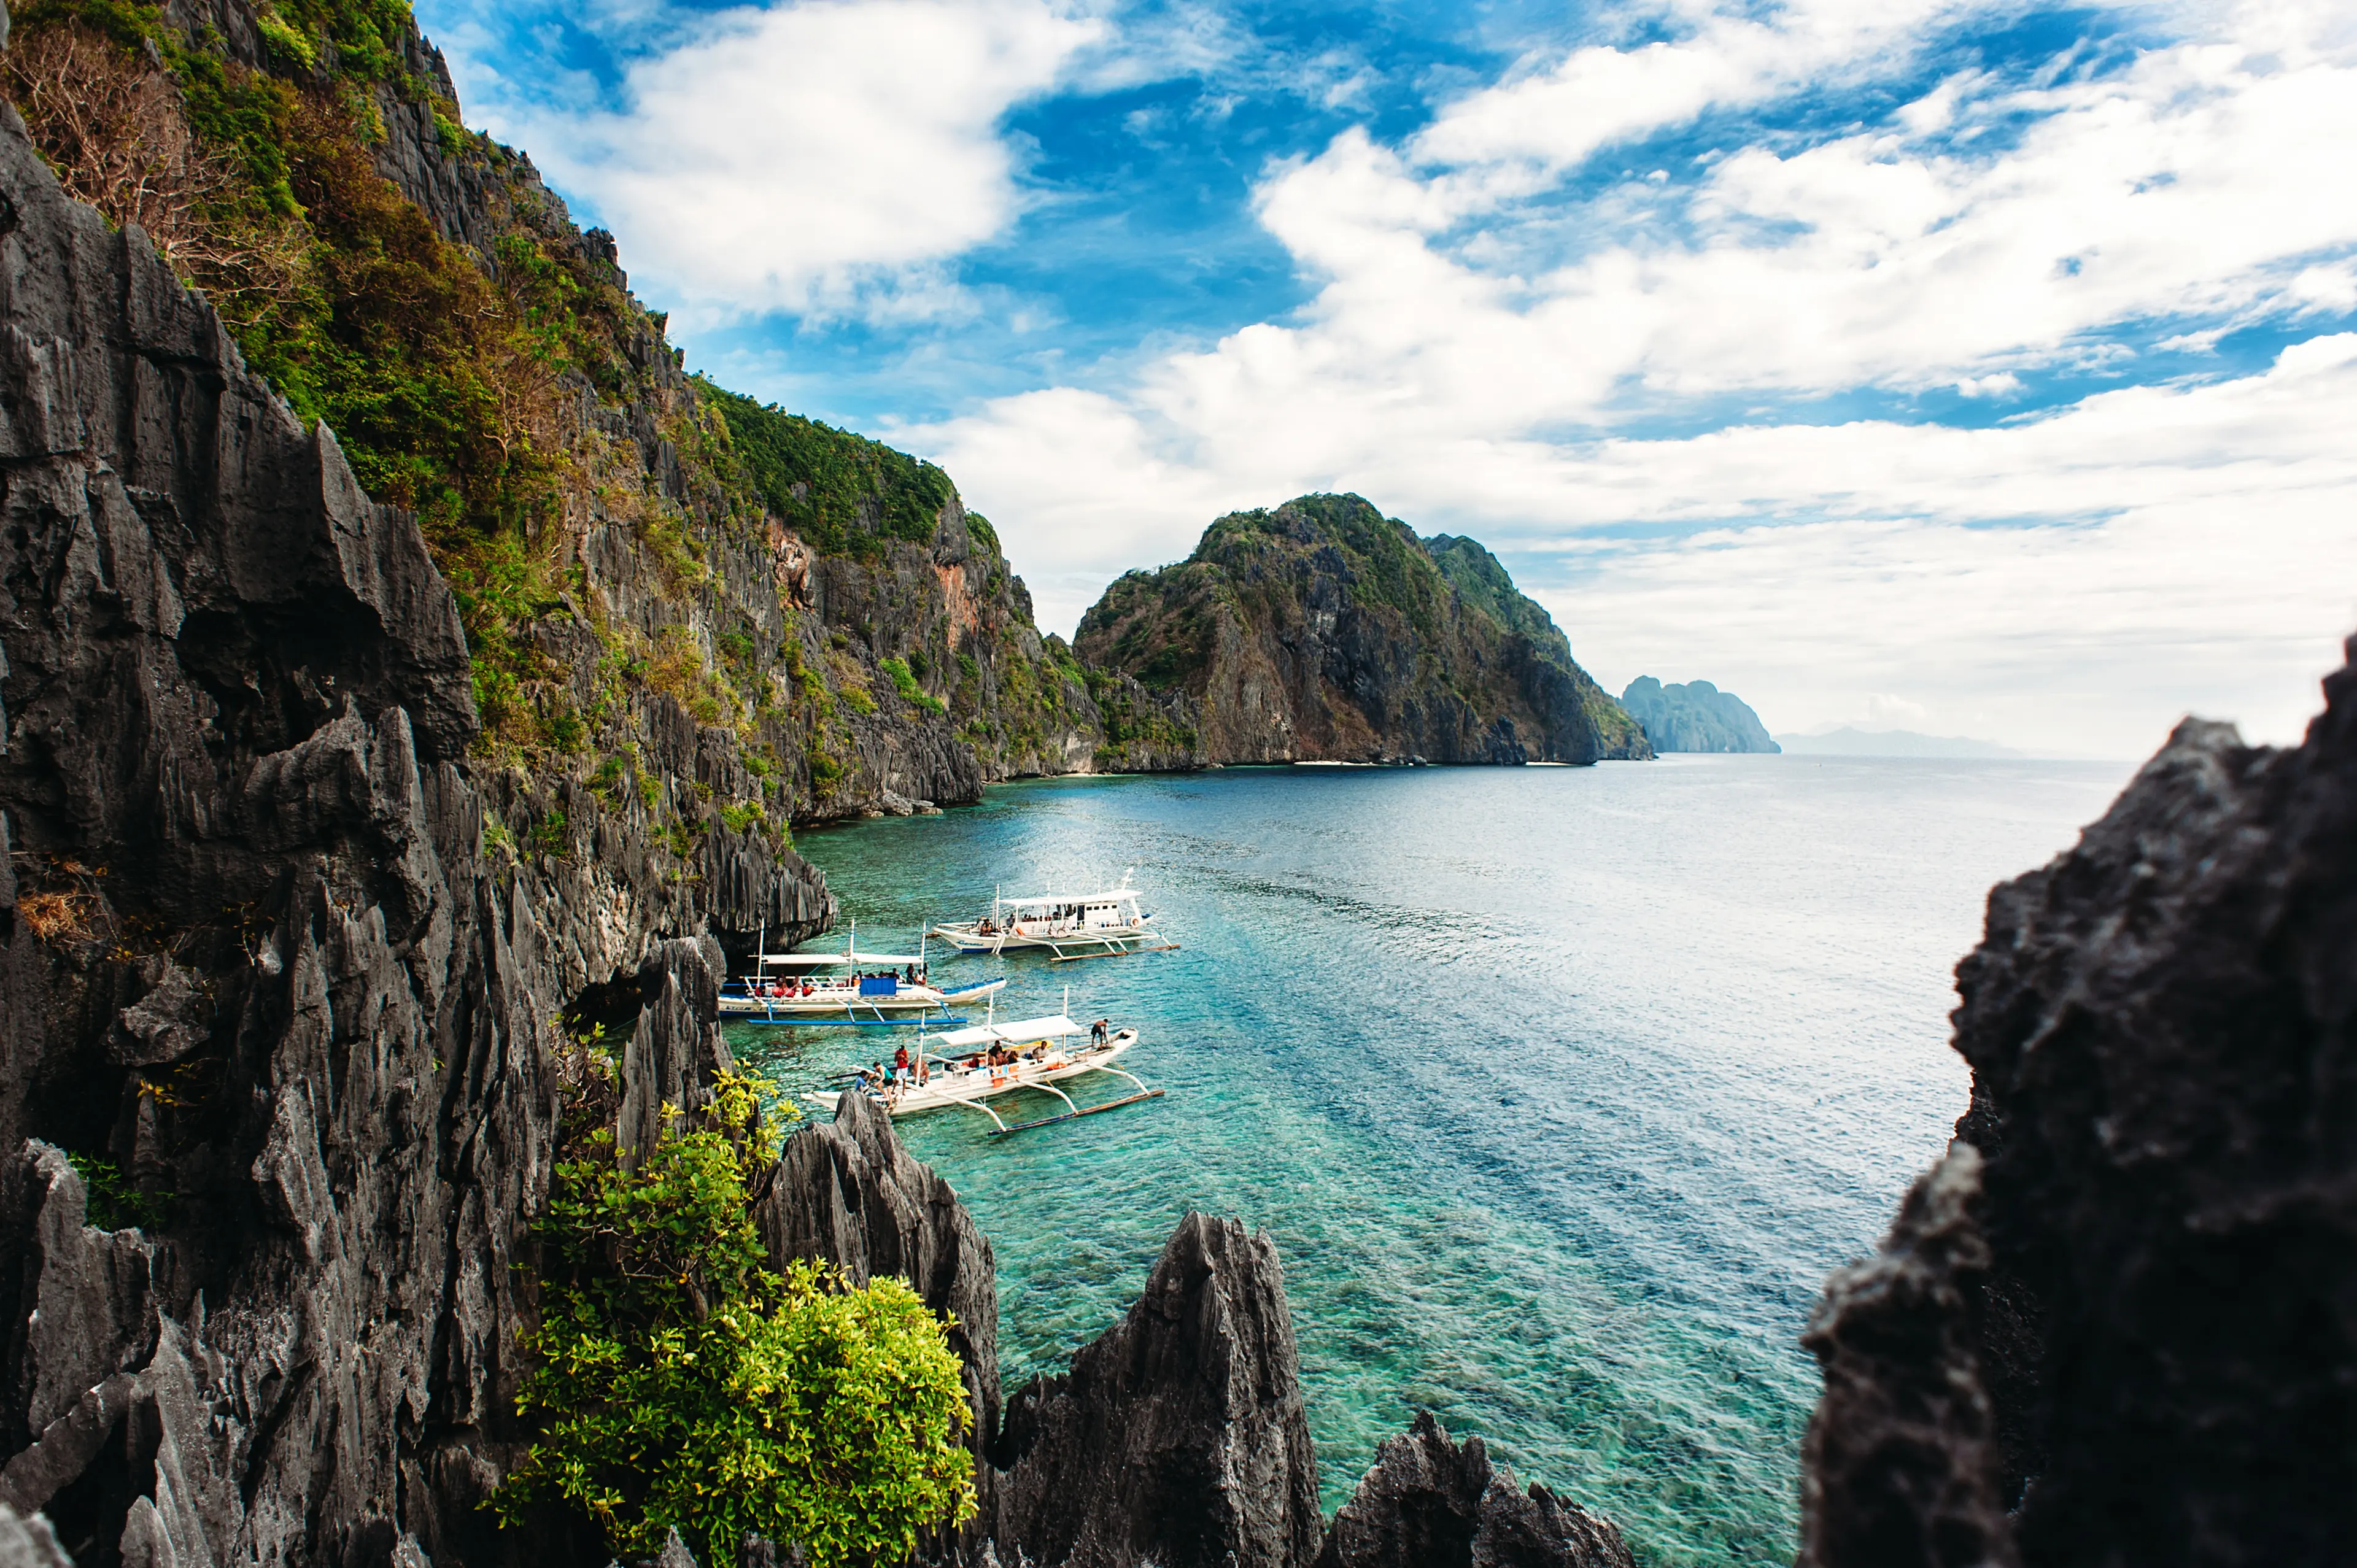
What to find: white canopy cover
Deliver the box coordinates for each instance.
[995,889,1142,910]
[758,950,924,967]
[931,1015,1085,1049]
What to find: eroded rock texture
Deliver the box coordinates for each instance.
[0,75,815,1568]
[988,1212,1323,1568]
[1314,1412,1633,1568]
[1800,638,2357,1567]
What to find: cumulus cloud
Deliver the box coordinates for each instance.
[466,0,1104,318]
[890,0,2357,754]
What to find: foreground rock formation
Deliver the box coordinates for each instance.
[1799,637,2357,1566]
[770,1097,1631,1568]
[1618,678,1780,754]
[1315,1413,1633,1568]
[0,54,834,1556]
[1077,496,1649,765]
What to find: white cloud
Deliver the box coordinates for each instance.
[889,0,2357,755]
[465,0,1105,318]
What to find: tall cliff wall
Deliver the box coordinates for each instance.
[0,51,834,1558]
[1077,496,1648,766]
[1797,635,2357,1566]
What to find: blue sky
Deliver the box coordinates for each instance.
[422,0,2357,755]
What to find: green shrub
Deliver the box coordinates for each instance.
[878,657,945,715]
[720,801,764,836]
[840,683,877,717]
[692,378,955,560]
[66,1153,170,1230]
[499,1075,974,1564]
[254,7,317,70]
[806,736,846,797]
[530,809,567,857]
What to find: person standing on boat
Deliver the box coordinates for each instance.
[893,1043,912,1086]
[1091,1018,1110,1047]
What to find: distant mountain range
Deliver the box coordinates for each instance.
[1776,728,2026,758]
[1620,677,1780,753]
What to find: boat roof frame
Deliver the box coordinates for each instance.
[993,888,1145,910]
[927,1014,1085,1048]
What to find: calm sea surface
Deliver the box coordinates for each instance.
[725,755,2135,1567]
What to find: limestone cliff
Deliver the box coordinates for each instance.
[1076,496,1649,765]
[0,53,828,1558]
[1797,635,2357,1566]
[1618,678,1779,754]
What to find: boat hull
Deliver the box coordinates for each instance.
[718,977,1005,1017]
[928,921,1160,954]
[811,1030,1141,1118]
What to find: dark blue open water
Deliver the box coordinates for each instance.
[726,755,2135,1566]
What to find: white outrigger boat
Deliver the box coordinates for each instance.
[808,1005,1161,1135]
[929,872,1177,962]
[719,924,1006,1022]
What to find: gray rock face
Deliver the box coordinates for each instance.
[1314,1412,1633,1568]
[0,57,820,1568]
[1797,1146,2016,1568]
[1798,636,2357,1567]
[757,1091,1001,1492]
[989,1212,1323,1568]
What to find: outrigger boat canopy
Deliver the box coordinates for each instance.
[932,1015,1082,1049]
[758,949,924,967]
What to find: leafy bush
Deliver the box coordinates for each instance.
[66,1153,170,1230]
[254,8,317,71]
[879,657,945,715]
[719,801,765,836]
[499,1075,974,1564]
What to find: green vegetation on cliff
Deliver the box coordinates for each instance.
[3,0,1191,813]
[1425,533,1651,758]
[500,1065,975,1565]
[694,379,958,559]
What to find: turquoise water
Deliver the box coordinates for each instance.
[726,755,2135,1566]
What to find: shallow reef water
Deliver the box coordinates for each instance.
[728,755,2133,1567]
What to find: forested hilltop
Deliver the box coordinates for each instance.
[1078,495,1651,765]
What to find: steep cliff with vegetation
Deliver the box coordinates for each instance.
[0,0,1190,834]
[1076,496,1650,765]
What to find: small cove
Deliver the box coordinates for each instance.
[727,755,2134,1567]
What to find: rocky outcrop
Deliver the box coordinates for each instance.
[1617,678,1779,754]
[1077,496,1648,765]
[1798,636,2357,1566]
[768,1085,1638,1568]
[757,1091,1000,1493]
[988,1213,1323,1568]
[1314,1413,1633,1568]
